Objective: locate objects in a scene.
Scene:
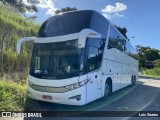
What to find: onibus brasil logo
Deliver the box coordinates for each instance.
[1,112,42,118]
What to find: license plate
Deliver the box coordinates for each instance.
[42,95,52,100]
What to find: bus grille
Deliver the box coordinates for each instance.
[29,82,67,93]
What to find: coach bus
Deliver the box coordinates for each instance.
[17,10,138,105]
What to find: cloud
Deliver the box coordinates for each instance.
[23,0,57,15]
[38,0,57,15]
[115,13,124,17]
[102,2,127,13]
[46,8,57,15]
[102,2,127,19]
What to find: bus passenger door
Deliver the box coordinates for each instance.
[86,45,102,103]
[87,72,98,103]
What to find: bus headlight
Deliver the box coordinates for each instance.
[28,79,89,93]
[64,79,89,91]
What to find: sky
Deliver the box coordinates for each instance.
[25,0,160,50]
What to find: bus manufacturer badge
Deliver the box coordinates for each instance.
[44,69,48,74]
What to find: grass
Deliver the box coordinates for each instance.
[143,67,160,78]
[0,80,27,111]
[141,74,160,79]
[0,3,40,80]
[0,79,42,111]
[0,3,40,33]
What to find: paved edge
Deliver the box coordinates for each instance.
[139,75,160,80]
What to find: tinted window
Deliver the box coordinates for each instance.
[86,38,106,72]
[107,26,137,60]
[125,40,138,59]
[108,26,125,52]
[30,40,84,79]
[87,46,99,71]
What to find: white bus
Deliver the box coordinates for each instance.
[17,10,138,105]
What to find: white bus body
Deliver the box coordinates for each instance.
[17,10,138,105]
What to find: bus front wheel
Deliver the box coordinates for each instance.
[104,80,112,97]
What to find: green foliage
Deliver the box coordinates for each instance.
[153,59,160,68]
[55,7,77,14]
[0,79,41,111]
[3,49,30,76]
[0,0,39,13]
[136,45,160,68]
[143,67,160,77]
[0,3,40,79]
[0,3,39,36]
[0,4,40,111]
[144,48,160,61]
[0,80,27,111]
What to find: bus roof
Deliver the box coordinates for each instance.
[38,10,110,38]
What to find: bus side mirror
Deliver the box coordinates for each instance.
[17,37,36,54]
[78,29,102,48]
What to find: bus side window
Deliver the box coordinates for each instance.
[107,27,125,52]
[87,46,100,72]
[108,37,114,49]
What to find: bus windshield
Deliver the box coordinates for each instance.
[29,39,84,79]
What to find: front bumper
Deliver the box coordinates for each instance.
[27,85,87,105]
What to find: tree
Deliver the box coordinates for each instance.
[0,3,40,77]
[0,28,10,75]
[144,49,160,61]
[26,0,39,4]
[55,7,77,14]
[135,45,160,68]
[0,0,38,13]
[136,46,160,61]
[153,59,160,67]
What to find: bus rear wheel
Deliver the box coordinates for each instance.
[131,75,136,86]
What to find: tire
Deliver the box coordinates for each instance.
[104,80,112,97]
[131,75,136,86]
